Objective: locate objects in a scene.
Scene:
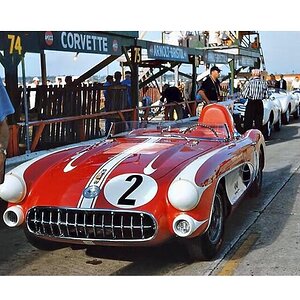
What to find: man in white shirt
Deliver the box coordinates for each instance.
[29,77,39,110]
[291,76,300,90]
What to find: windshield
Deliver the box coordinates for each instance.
[268,88,287,97]
[108,121,230,141]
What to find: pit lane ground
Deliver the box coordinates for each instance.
[0,117,300,277]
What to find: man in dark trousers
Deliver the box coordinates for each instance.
[199,65,222,104]
[160,84,183,120]
[241,69,268,132]
[276,74,287,90]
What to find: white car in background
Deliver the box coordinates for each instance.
[268,88,299,124]
[233,97,281,140]
[289,89,300,118]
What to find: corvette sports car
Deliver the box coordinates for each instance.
[0,104,266,260]
[268,88,299,124]
[233,97,281,140]
[289,89,300,118]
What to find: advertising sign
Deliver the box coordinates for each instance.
[0,31,123,55]
[206,51,228,64]
[147,42,189,63]
[43,31,122,55]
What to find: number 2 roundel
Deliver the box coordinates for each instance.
[104,173,158,208]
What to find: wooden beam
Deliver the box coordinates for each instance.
[72,55,121,86]
[139,62,180,89]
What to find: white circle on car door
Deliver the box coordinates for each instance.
[104,173,158,208]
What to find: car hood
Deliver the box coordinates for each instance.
[22,136,220,208]
[270,94,289,111]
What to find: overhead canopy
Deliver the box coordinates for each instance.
[0,31,138,55]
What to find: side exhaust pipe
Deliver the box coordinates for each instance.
[3,206,25,227]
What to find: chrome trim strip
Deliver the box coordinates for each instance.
[57,210,62,236]
[140,213,144,239]
[41,211,45,234]
[92,214,96,237]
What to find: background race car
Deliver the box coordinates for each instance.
[233,97,281,140]
[268,88,299,124]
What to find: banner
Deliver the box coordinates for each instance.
[43,31,122,55]
[147,42,189,63]
[206,51,228,64]
[0,31,123,55]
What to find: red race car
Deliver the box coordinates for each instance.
[0,104,265,260]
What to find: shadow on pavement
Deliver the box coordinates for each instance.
[85,241,193,275]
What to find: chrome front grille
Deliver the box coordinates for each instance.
[26,207,157,241]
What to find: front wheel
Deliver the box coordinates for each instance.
[274,117,281,131]
[293,105,300,119]
[281,108,290,124]
[262,120,272,140]
[187,186,226,261]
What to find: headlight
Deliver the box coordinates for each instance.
[0,174,26,203]
[168,179,199,211]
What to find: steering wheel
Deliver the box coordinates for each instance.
[183,123,219,138]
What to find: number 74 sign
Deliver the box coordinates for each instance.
[7,34,23,55]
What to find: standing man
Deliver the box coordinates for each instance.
[160,84,183,120]
[121,71,132,108]
[241,69,268,133]
[267,74,277,88]
[113,71,122,86]
[0,79,15,184]
[292,76,300,90]
[29,76,40,111]
[103,75,114,135]
[199,66,222,105]
[276,74,287,90]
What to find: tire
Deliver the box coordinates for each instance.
[262,120,272,140]
[281,107,290,125]
[293,105,300,119]
[187,185,226,261]
[274,117,281,131]
[24,228,66,251]
[249,151,263,197]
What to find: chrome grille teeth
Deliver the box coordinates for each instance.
[26,207,157,242]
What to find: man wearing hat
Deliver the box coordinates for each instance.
[241,69,268,132]
[199,66,222,104]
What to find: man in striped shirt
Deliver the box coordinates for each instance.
[241,69,268,132]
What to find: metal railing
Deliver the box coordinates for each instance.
[7,100,198,157]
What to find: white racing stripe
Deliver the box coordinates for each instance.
[78,137,162,208]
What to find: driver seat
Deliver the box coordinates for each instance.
[198,104,235,139]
